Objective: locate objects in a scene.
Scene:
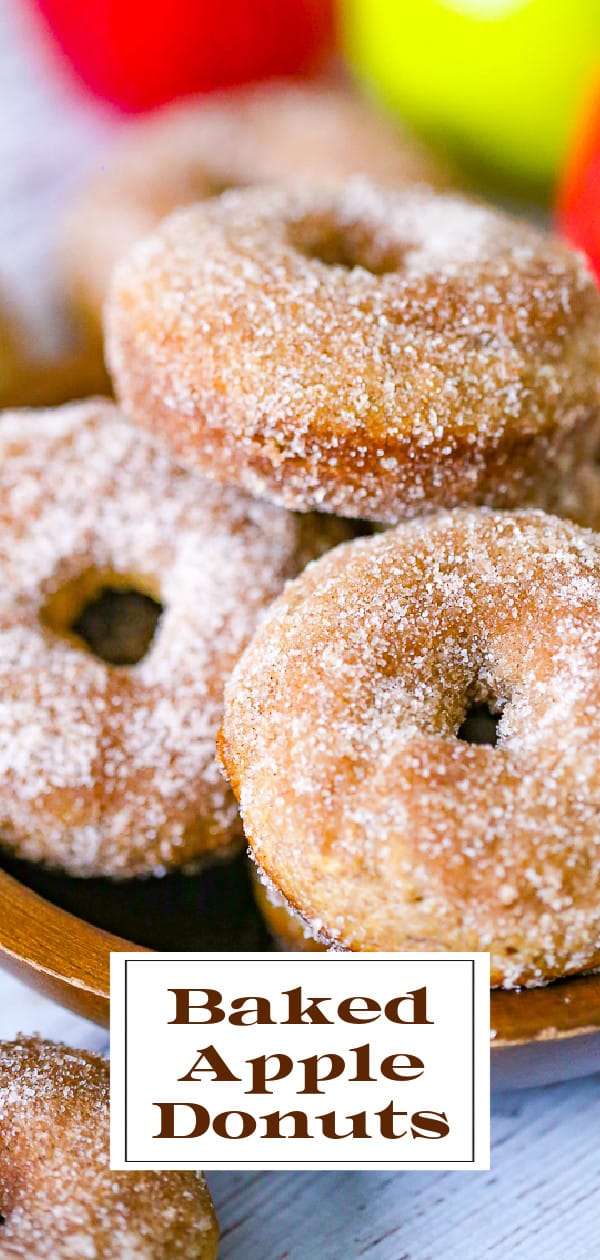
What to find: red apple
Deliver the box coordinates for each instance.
[28,0,336,112]
[557,81,600,280]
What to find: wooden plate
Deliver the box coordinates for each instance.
[0,865,139,1025]
[0,850,272,1025]
[1,860,599,1085]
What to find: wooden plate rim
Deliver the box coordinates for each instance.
[1,867,599,1047]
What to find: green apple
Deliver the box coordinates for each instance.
[341,0,600,187]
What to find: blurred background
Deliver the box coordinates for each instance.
[1,0,600,319]
[9,0,600,189]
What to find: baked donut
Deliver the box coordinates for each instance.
[0,1037,219,1258]
[107,181,600,524]
[66,81,454,340]
[219,508,600,988]
[0,399,344,877]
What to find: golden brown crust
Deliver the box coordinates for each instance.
[66,81,455,336]
[220,509,600,988]
[0,399,346,877]
[107,182,600,523]
[0,1037,219,1259]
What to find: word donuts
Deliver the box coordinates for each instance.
[0,1037,219,1258]
[0,399,343,877]
[107,182,600,523]
[220,508,600,988]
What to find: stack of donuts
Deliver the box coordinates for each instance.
[7,76,600,969]
[4,76,600,1253]
[104,156,600,988]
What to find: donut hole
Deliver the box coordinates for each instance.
[289,214,403,276]
[41,569,164,666]
[457,702,502,747]
[73,588,163,665]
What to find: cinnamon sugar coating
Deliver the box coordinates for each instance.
[0,1038,219,1259]
[66,81,454,338]
[0,399,344,877]
[220,509,600,988]
[107,182,600,524]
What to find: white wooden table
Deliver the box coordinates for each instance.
[1,2,599,1254]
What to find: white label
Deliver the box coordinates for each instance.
[110,952,490,1172]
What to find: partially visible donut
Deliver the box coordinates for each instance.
[219,508,600,988]
[66,81,455,340]
[0,399,345,877]
[107,181,600,524]
[0,1037,219,1258]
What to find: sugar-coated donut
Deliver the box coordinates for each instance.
[220,509,600,988]
[0,399,344,877]
[0,1038,219,1258]
[107,181,600,524]
[66,81,454,339]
